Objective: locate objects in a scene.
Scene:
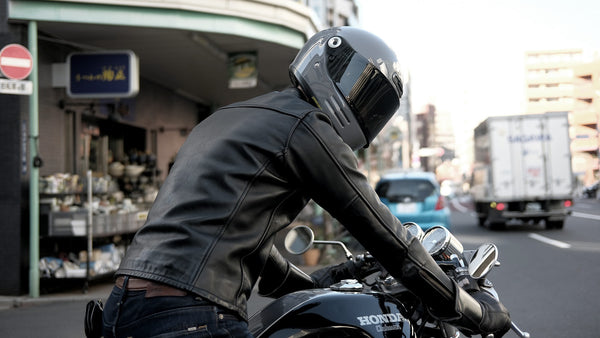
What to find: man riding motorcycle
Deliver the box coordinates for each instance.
[100,26,511,337]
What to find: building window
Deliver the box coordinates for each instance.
[559,83,574,90]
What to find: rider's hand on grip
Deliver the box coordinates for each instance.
[310,260,361,288]
[469,290,511,337]
[456,274,480,292]
[447,278,511,337]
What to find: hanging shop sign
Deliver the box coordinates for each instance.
[228,52,257,89]
[67,50,139,98]
[0,44,33,80]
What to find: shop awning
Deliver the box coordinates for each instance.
[8,0,319,107]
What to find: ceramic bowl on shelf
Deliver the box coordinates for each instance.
[125,165,145,178]
[109,162,125,177]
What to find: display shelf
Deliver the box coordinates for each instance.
[44,209,147,237]
[39,171,149,291]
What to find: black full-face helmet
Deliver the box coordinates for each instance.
[290,26,403,150]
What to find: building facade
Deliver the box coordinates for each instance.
[0,0,360,296]
[525,49,600,185]
[572,59,600,185]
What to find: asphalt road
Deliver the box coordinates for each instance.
[448,196,600,337]
[1,197,598,337]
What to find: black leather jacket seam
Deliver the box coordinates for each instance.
[193,158,275,289]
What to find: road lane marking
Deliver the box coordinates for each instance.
[450,198,469,213]
[571,211,600,221]
[528,233,571,249]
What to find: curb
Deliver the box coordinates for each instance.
[0,282,114,311]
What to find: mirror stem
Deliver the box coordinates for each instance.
[314,240,354,260]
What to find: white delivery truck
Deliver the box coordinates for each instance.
[470,112,574,229]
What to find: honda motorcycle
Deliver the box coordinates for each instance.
[248,223,530,338]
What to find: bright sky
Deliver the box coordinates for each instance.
[359,0,600,121]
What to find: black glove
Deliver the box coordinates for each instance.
[310,260,360,288]
[448,276,511,337]
[469,290,511,337]
[456,274,480,292]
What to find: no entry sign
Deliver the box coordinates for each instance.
[0,44,33,80]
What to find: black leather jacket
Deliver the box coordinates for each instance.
[117,88,471,323]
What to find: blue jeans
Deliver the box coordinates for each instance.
[102,284,253,337]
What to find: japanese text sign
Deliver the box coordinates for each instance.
[67,50,139,98]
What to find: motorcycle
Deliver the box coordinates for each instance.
[248,223,530,338]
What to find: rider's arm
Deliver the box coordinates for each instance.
[284,111,510,336]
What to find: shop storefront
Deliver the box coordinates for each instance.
[0,0,318,295]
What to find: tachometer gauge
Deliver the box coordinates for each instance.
[421,226,463,259]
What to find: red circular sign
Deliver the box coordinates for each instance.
[0,44,33,80]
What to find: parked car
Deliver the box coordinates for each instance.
[375,171,451,230]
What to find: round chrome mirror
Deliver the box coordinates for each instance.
[284,225,315,255]
[468,243,498,279]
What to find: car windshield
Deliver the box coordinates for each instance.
[375,179,436,202]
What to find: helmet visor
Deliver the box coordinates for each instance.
[328,45,402,143]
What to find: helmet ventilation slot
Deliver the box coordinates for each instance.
[325,97,350,127]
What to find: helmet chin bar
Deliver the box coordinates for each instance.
[337,120,367,151]
[322,96,366,150]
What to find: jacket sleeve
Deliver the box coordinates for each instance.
[284,111,486,328]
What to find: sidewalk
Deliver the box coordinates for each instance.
[0,279,114,311]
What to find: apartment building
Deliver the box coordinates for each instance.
[525,49,583,114]
[572,59,600,184]
[525,49,600,184]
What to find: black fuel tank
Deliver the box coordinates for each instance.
[249,289,415,338]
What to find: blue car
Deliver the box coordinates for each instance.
[375,171,451,230]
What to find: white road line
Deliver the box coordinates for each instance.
[450,199,469,213]
[528,233,571,249]
[571,211,600,221]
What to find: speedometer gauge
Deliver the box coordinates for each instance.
[421,226,463,259]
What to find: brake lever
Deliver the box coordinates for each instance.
[511,321,531,338]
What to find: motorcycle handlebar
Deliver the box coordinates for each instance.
[299,227,531,338]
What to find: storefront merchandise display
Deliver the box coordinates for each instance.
[39,243,126,279]
[39,170,151,287]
